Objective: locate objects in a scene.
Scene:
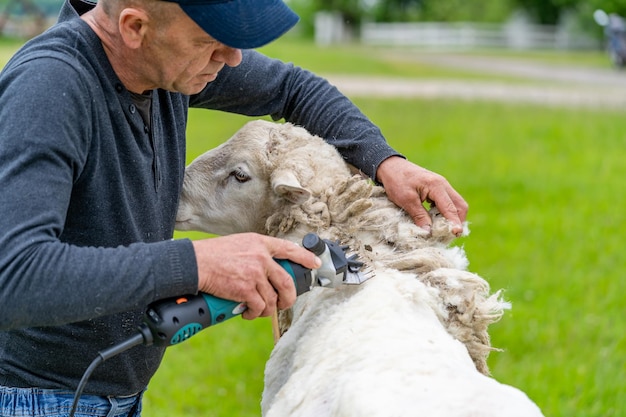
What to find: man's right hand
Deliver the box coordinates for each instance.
[191,233,321,320]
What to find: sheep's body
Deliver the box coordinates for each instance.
[263,271,539,417]
[176,120,544,417]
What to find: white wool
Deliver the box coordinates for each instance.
[176,120,544,417]
[444,245,470,270]
[263,271,534,417]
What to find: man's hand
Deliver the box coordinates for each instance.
[376,156,468,236]
[192,233,321,320]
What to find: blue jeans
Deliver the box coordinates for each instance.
[0,386,142,417]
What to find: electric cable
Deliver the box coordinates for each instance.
[69,327,152,417]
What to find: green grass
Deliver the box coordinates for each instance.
[154,98,626,417]
[351,99,626,415]
[259,37,612,80]
[0,37,23,66]
[2,37,624,416]
[143,317,275,417]
[260,38,496,79]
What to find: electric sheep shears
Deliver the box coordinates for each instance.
[69,233,370,417]
[143,233,370,346]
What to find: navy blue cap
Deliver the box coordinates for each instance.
[163,0,300,49]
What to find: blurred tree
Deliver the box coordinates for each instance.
[513,0,579,24]
[294,0,516,24]
[586,0,626,15]
[367,0,421,22]
[0,0,47,36]
[289,0,626,24]
[416,0,514,22]
[287,0,626,39]
[314,0,362,24]
[287,0,363,37]
[512,0,626,24]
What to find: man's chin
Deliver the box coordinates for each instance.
[174,75,218,95]
[174,82,210,95]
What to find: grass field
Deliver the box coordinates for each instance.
[1,36,624,416]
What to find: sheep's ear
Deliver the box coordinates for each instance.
[272,170,311,204]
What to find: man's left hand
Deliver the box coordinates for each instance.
[376,156,468,236]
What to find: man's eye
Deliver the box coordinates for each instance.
[230,169,250,183]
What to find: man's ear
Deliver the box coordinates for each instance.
[272,170,311,204]
[118,8,149,48]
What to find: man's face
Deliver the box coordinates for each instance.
[141,6,242,95]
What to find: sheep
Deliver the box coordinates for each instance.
[176,119,544,417]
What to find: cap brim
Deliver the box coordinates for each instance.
[177,0,299,49]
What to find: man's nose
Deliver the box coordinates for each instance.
[214,46,243,67]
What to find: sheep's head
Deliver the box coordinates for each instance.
[176,120,351,235]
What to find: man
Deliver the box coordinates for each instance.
[0,0,467,415]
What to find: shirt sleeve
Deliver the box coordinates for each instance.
[189,49,404,180]
[0,55,198,330]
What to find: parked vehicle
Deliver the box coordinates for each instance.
[594,9,626,68]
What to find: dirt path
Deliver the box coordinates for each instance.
[325,52,626,109]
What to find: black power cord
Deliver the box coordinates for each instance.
[69,325,153,417]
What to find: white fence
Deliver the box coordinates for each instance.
[315,12,598,50]
[361,21,596,50]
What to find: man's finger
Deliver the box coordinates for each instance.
[241,293,265,320]
[405,203,432,232]
[267,261,297,309]
[429,188,468,235]
[267,237,322,272]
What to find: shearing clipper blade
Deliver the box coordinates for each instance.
[303,233,373,288]
[343,251,374,285]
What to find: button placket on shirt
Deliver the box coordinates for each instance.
[116,84,160,192]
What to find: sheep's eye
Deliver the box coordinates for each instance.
[230,169,250,183]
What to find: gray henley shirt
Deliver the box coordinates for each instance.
[0,0,401,396]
